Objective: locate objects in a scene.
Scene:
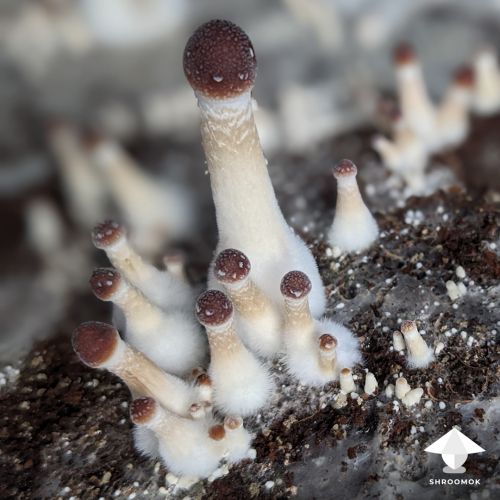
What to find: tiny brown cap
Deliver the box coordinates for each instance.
[319,334,337,351]
[393,42,416,65]
[90,268,122,301]
[214,249,251,284]
[224,415,243,430]
[333,159,357,178]
[400,320,416,334]
[453,65,474,87]
[72,321,119,367]
[92,220,125,249]
[196,373,212,387]
[195,290,233,326]
[340,368,351,376]
[280,271,312,299]
[130,397,157,425]
[183,19,257,99]
[208,424,226,441]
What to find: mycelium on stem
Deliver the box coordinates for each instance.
[130,397,226,479]
[92,220,194,312]
[90,268,206,376]
[473,48,500,116]
[400,320,434,368]
[195,290,273,416]
[328,159,378,253]
[214,248,282,357]
[87,135,193,255]
[393,42,437,151]
[183,19,325,316]
[47,122,106,228]
[435,66,474,150]
[280,271,361,385]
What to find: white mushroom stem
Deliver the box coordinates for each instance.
[196,291,272,416]
[130,397,225,479]
[339,368,356,393]
[401,387,424,407]
[473,49,500,115]
[92,221,193,312]
[88,138,193,255]
[328,159,379,253]
[90,269,206,376]
[364,372,378,395]
[72,322,198,417]
[394,47,437,150]
[48,123,106,228]
[400,320,434,368]
[184,20,325,316]
[395,377,411,399]
[222,415,253,463]
[393,331,406,351]
[318,334,338,378]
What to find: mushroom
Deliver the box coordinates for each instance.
[400,320,434,368]
[473,48,500,116]
[395,377,411,399]
[183,19,325,317]
[364,372,378,395]
[328,159,378,253]
[214,248,282,357]
[195,290,273,416]
[89,268,206,376]
[339,367,357,394]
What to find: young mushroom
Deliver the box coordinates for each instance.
[281,271,361,385]
[87,135,194,255]
[183,19,325,317]
[90,268,206,376]
[92,220,194,312]
[130,397,225,479]
[214,248,282,357]
[72,321,206,416]
[393,42,437,151]
[400,320,434,368]
[435,66,474,149]
[339,367,357,394]
[473,48,500,116]
[195,290,273,416]
[328,159,379,253]
[395,377,411,399]
[364,372,378,396]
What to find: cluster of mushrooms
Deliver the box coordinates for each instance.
[72,20,435,480]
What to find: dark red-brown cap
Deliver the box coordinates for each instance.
[90,268,122,301]
[130,397,157,425]
[183,19,257,99]
[393,42,416,66]
[195,290,233,326]
[195,372,212,388]
[453,65,475,87]
[319,334,338,352]
[280,271,312,299]
[208,424,226,441]
[214,248,251,284]
[92,220,125,249]
[333,159,357,179]
[72,321,119,367]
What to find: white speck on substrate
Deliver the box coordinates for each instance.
[425,401,433,409]
[439,402,446,410]
[336,303,345,309]
[456,266,466,279]
[265,481,275,489]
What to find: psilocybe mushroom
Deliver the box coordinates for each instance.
[280,270,361,386]
[183,19,326,317]
[328,159,379,253]
[89,267,207,376]
[473,47,500,115]
[92,220,194,313]
[400,320,434,368]
[195,289,273,416]
[214,248,282,357]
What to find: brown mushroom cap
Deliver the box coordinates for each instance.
[333,159,358,179]
[400,320,416,334]
[89,268,122,301]
[214,248,251,284]
[183,19,257,99]
[92,220,125,249]
[453,65,475,87]
[72,321,119,367]
[208,424,226,441]
[130,397,157,424]
[195,290,233,326]
[280,271,312,299]
[393,42,416,65]
[319,334,338,351]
